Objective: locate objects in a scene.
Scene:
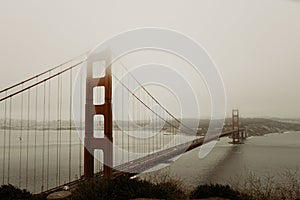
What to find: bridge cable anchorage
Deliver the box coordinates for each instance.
[115,58,195,133]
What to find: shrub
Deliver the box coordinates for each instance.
[229,169,300,200]
[0,184,32,200]
[72,175,187,200]
[190,184,251,200]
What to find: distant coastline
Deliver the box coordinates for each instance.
[0,118,300,137]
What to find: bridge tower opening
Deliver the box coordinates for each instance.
[84,52,113,179]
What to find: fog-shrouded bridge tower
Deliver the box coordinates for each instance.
[84,53,113,179]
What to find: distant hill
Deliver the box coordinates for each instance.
[0,118,300,137]
[173,118,300,136]
[239,118,300,136]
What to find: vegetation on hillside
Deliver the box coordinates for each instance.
[1,170,300,200]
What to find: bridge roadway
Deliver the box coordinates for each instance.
[113,128,245,175]
[43,129,245,195]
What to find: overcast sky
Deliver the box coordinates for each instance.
[0,0,299,118]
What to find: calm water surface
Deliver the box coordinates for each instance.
[163,131,300,187]
[1,130,299,192]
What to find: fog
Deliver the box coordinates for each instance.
[0,0,299,118]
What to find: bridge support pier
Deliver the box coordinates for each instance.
[232,131,240,144]
[84,52,113,179]
[240,129,247,139]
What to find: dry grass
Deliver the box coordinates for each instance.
[142,171,189,194]
[228,169,300,200]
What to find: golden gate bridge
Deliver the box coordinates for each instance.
[0,51,246,194]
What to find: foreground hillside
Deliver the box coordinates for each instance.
[1,170,300,200]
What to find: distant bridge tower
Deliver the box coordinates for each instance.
[84,51,113,179]
[232,109,240,143]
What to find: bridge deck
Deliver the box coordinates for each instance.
[43,128,246,195]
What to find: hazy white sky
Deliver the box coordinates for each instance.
[0,0,299,118]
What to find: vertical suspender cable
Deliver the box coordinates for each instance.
[33,77,38,193]
[145,92,147,154]
[59,70,62,185]
[144,93,146,155]
[26,89,30,189]
[56,75,60,186]
[7,97,12,183]
[42,81,46,192]
[79,67,82,178]
[157,113,159,149]
[146,96,148,153]
[142,91,145,154]
[159,111,161,149]
[151,98,154,152]
[141,91,143,155]
[153,100,155,152]
[19,84,24,187]
[155,106,157,150]
[69,68,72,182]
[2,91,7,185]
[127,73,130,162]
[162,111,165,149]
[135,95,137,156]
[161,112,164,149]
[158,113,160,149]
[138,90,141,156]
[47,72,51,190]
[133,94,136,156]
[140,89,143,156]
[114,70,117,166]
[122,67,124,164]
[151,97,153,153]
[147,95,150,154]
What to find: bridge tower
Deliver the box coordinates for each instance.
[232,109,240,144]
[84,52,113,179]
